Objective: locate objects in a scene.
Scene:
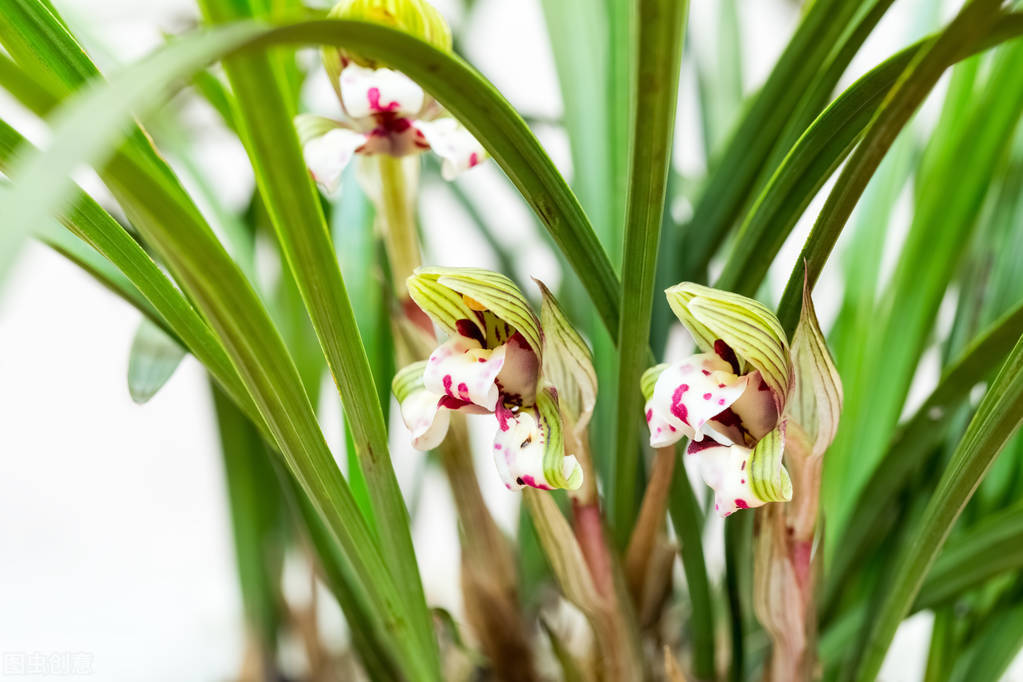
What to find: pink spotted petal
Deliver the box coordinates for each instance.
[687,440,766,517]
[646,398,684,448]
[423,334,506,412]
[493,408,581,491]
[729,370,779,440]
[302,128,368,195]
[415,118,488,180]
[339,64,425,120]
[398,389,451,451]
[648,353,748,446]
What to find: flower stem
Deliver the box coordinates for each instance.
[376,154,422,293]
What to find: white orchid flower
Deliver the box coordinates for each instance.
[392,268,583,493]
[296,64,487,194]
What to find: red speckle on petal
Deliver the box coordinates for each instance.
[703,392,712,400]
[645,409,653,423]
[469,152,479,167]
[521,475,552,491]
[367,87,400,112]
[718,398,726,405]
[495,444,502,450]
[740,479,745,484]
[496,403,514,432]
[670,384,690,424]
[741,460,746,470]
[702,369,711,376]
[457,382,470,401]
[735,499,749,509]
[718,383,726,388]
[442,375,453,394]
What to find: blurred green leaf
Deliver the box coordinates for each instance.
[852,330,1023,679]
[127,318,187,404]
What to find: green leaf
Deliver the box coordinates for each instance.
[127,318,187,404]
[679,0,871,281]
[210,381,287,664]
[851,331,1023,680]
[917,501,1023,611]
[715,11,1023,299]
[819,32,1023,543]
[822,298,1023,616]
[948,597,1023,682]
[775,1,1011,334]
[0,16,440,678]
[610,0,688,546]
[196,1,435,664]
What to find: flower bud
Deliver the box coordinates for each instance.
[324,0,452,80]
[535,279,596,433]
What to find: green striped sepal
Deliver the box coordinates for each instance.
[535,279,596,432]
[787,280,843,458]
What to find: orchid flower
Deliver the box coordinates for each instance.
[643,283,795,516]
[392,267,583,492]
[295,0,487,194]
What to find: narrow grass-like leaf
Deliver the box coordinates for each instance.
[610,0,687,546]
[917,501,1023,610]
[776,0,1008,334]
[715,12,1023,297]
[0,20,439,678]
[851,330,1023,680]
[822,299,1023,614]
[819,35,1023,539]
[0,12,622,339]
[197,1,435,663]
[127,318,187,404]
[948,598,1023,682]
[679,0,868,281]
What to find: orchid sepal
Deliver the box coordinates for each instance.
[535,278,596,433]
[787,279,843,458]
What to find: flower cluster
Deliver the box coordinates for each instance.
[643,283,795,516]
[393,268,587,492]
[296,0,486,193]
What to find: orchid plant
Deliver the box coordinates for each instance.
[4,0,1023,680]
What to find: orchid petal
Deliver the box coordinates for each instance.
[494,390,583,491]
[748,423,793,504]
[687,439,765,517]
[730,370,780,440]
[647,353,749,447]
[496,332,540,405]
[301,127,367,195]
[392,361,450,450]
[339,63,425,120]
[416,117,487,180]
[423,333,505,412]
